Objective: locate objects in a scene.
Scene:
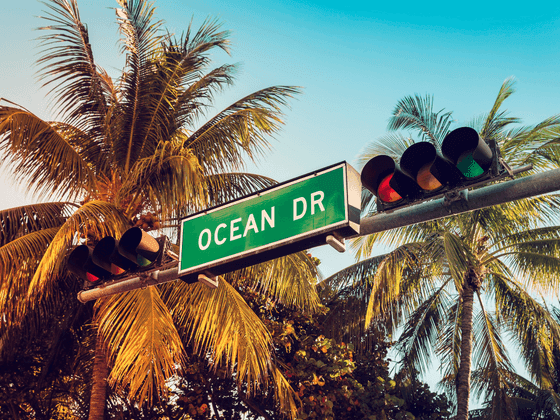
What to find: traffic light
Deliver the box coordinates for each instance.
[67,227,167,286]
[361,127,499,211]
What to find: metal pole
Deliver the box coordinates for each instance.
[77,265,180,303]
[360,166,560,235]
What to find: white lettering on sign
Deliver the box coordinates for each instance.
[261,207,275,230]
[293,197,307,220]
[293,191,325,220]
[199,228,212,250]
[214,223,227,245]
[243,214,259,237]
[230,218,243,241]
[198,207,277,251]
[311,191,325,215]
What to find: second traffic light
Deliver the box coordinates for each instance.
[67,227,165,285]
[361,127,496,211]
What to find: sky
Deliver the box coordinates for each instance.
[3,0,559,278]
[1,0,559,403]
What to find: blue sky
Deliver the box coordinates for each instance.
[2,0,559,277]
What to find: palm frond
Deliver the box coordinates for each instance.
[470,293,514,410]
[230,251,320,312]
[28,200,129,302]
[36,0,111,130]
[387,94,453,145]
[162,278,297,414]
[95,287,185,407]
[0,202,75,246]
[396,282,452,375]
[141,18,233,147]
[500,115,560,170]
[480,77,519,140]
[0,102,96,199]
[318,254,385,349]
[204,172,277,208]
[186,86,301,173]
[491,274,560,388]
[114,0,164,172]
[119,139,204,219]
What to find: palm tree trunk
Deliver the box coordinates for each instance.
[456,283,475,420]
[89,334,109,420]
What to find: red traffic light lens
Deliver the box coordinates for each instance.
[378,174,402,203]
[86,272,100,283]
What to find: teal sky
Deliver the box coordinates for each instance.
[2,0,560,278]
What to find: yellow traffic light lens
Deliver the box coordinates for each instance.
[416,163,442,191]
[110,263,126,275]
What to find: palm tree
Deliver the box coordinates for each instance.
[0,0,319,418]
[320,78,560,419]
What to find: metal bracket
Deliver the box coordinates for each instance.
[326,232,346,253]
[443,189,468,208]
[198,271,219,289]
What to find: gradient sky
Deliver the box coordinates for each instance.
[2,0,559,275]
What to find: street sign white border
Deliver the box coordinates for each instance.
[178,162,354,276]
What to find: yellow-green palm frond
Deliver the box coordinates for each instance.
[230,251,320,312]
[364,244,424,330]
[94,287,185,407]
[387,94,453,145]
[163,278,297,413]
[319,255,386,349]
[501,115,560,170]
[142,18,233,147]
[36,0,110,130]
[396,281,453,375]
[28,200,129,301]
[491,273,560,387]
[470,295,515,411]
[186,86,301,173]
[479,77,520,140]
[204,172,277,208]
[174,63,237,128]
[0,102,96,199]
[119,140,204,219]
[487,225,560,294]
[442,231,472,291]
[115,0,164,172]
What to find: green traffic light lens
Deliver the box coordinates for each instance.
[457,153,484,178]
[137,255,153,267]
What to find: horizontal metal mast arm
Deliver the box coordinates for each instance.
[77,265,180,303]
[360,166,560,235]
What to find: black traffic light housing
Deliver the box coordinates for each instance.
[361,127,504,212]
[67,227,169,287]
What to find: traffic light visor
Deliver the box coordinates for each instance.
[118,227,160,266]
[400,142,442,191]
[68,245,111,283]
[92,236,137,274]
[361,155,403,203]
[441,127,493,179]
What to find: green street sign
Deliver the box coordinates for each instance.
[178,162,361,279]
